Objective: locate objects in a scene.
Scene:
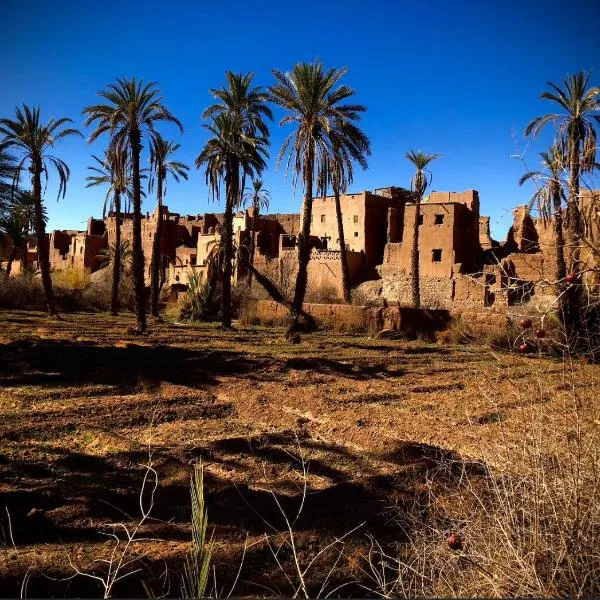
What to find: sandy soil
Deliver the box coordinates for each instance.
[0,310,597,597]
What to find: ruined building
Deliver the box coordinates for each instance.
[2,186,597,310]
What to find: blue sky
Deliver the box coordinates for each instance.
[1,0,598,239]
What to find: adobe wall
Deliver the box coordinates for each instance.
[249,299,367,331]
[310,192,368,254]
[382,203,460,278]
[248,299,452,338]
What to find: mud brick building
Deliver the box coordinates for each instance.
[3,185,598,311]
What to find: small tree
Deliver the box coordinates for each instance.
[242,178,270,287]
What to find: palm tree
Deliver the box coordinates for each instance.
[270,61,364,331]
[405,150,440,308]
[197,72,271,328]
[98,240,133,272]
[242,178,270,286]
[83,77,183,333]
[525,71,599,272]
[325,119,371,303]
[519,142,568,289]
[0,145,17,211]
[86,148,133,315]
[0,105,81,315]
[196,113,267,328]
[149,137,189,317]
[3,190,40,275]
[525,71,599,344]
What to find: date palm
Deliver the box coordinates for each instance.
[198,72,271,328]
[519,142,568,289]
[242,178,270,286]
[0,191,39,277]
[83,77,183,333]
[196,112,267,328]
[525,71,600,344]
[324,119,371,303]
[525,71,600,270]
[0,145,17,211]
[405,150,440,308]
[270,61,364,331]
[0,105,81,315]
[86,148,133,315]
[149,137,189,317]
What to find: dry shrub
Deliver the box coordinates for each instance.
[0,272,136,312]
[438,314,522,350]
[0,274,45,309]
[52,268,91,290]
[364,360,600,598]
[80,277,136,312]
[305,281,342,305]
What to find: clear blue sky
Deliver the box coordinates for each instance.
[1,0,598,239]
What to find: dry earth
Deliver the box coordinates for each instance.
[0,310,597,597]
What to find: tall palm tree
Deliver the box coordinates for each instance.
[0,105,81,315]
[196,113,267,328]
[325,119,371,304]
[242,178,270,286]
[198,72,271,327]
[149,137,189,317]
[405,150,440,308]
[83,78,183,333]
[525,71,599,344]
[270,61,364,330]
[519,142,568,289]
[86,148,134,315]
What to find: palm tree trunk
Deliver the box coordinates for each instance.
[552,183,567,290]
[6,246,17,277]
[221,157,238,328]
[248,205,257,288]
[334,184,351,304]
[32,161,57,316]
[410,196,421,308]
[111,192,122,316]
[150,174,163,317]
[289,143,315,332]
[130,131,147,333]
[563,131,583,347]
[22,240,28,274]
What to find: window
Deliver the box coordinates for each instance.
[432,249,442,262]
[417,215,424,225]
[320,214,326,223]
[354,232,359,237]
[80,247,83,254]
[353,215,358,223]
[435,214,444,225]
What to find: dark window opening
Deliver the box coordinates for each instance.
[320,214,326,223]
[432,249,442,262]
[354,231,359,237]
[435,214,444,224]
[353,215,359,223]
[417,215,424,225]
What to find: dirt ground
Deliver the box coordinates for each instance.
[0,310,597,597]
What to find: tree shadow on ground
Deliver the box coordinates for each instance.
[0,431,491,597]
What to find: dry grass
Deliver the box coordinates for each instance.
[0,310,598,597]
